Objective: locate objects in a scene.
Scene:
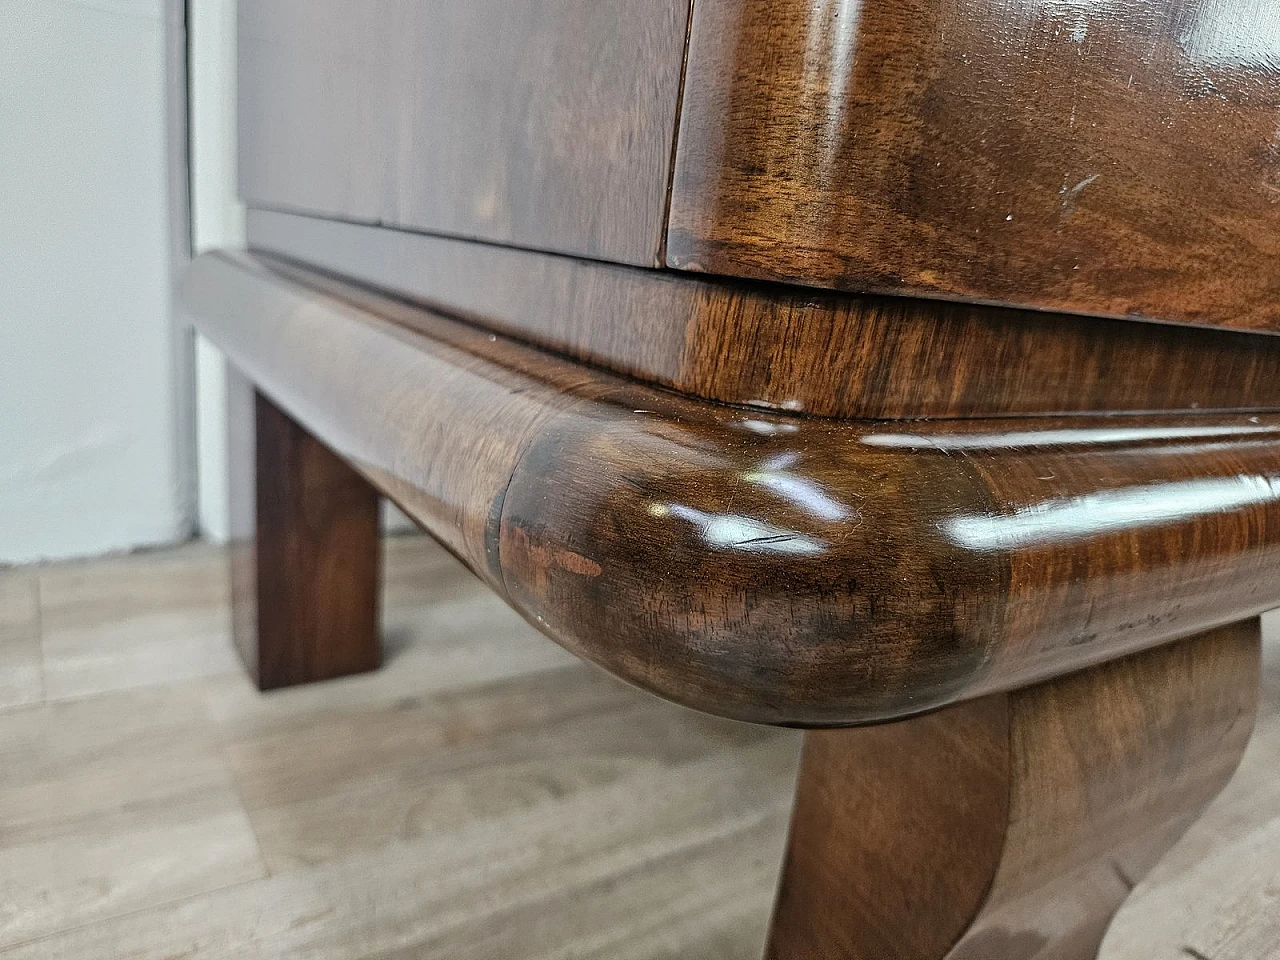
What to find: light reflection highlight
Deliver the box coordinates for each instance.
[863,425,1279,451]
[944,475,1280,551]
[1180,0,1280,70]
[735,419,801,436]
[648,503,828,555]
[741,467,852,521]
[802,0,864,183]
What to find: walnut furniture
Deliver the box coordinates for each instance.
[184,2,1280,956]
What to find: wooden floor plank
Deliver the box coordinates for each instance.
[0,571,41,710]
[37,544,238,700]
[0,744,796,959]
[220,664,789,874]
[0,684,265,950]
[0,537,1276,958]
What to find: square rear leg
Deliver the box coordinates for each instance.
[230,387,382,690]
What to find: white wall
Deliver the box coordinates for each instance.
[0,0,193,564]
[189,0,250,543]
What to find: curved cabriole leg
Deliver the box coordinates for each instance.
[230,388,383,690]
[766,620,1261,960]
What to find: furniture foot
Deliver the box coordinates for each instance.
[765,620,1262,960]
[230,388,382,690]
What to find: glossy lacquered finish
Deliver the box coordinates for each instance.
[238,0,688,266]
[250,209,1280,420]
[669,0,1280,332]
[231,391,382,690]
[183,252,1280,725]
[768,621,1261,959]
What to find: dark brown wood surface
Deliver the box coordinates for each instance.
[184,251,1280,725]
[769,694,1011,959]
[230,390,382,690]
[768,621,1261,959]
[238,0,688,266]
[248,208,1280,419]
[668,0,1280,332]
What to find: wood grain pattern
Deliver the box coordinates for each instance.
[230,390,382,690]
[238,0,689,266]
[768,694,1010,959]
[183,252,1280,725]
[668,0,1280,332]
[247,208,1280,420]
[768,621,1262,959]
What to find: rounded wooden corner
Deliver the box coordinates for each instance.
[497,408,1006,725]
[493,396,1280,726]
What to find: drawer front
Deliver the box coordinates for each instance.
[239,0,689,266]
[668,0,1280,332]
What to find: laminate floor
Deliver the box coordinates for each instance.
[0,535,1275,958]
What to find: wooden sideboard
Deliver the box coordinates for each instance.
[184,2,1280,957]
